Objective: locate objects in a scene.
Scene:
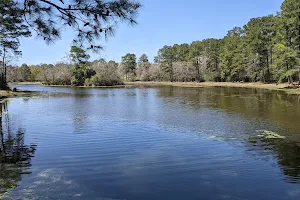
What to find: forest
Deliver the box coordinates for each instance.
[2,0,300,87]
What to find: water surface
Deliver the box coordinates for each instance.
[1,85,300,199]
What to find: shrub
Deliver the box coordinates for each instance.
[85,74,124,86]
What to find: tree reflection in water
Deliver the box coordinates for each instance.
[0,101,36,197]
[247,136,300,183]
[158,86,300,183]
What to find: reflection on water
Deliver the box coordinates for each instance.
[158,86,300,135]
[246,135,300,183]
[2,85,300,199]
[158,86,300,183]
[0,101,36,197]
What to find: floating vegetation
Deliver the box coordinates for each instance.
[205,135,224,142]
[207,136,217,139]
[256,130,286,139]
[248,138,257,143]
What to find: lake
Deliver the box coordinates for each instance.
[1,84,300,200]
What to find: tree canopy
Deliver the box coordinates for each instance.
[21,0,141,50]
[121,53,136,80]
[0,0,141,89]
[0,0,31,88]
[70,46,90,63]
[138,54,149,63]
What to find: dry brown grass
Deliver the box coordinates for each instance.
[0,90,38,99]
[10,82,43,85]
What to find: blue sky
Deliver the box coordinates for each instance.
[19,0,284,65]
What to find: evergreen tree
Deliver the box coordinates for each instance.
[138,54,149,63]
[70,46,90,63]
[156,46,176,82]
[189,41,205,82]
[244,15,277,82]
[202,38,222,81]
[272,44,300,83]
[9,0,141,51]
[0,0,31,89]
[121,53,137,80]
[278,0,300,83]
[69,46,95,86]
[219,27,246,82]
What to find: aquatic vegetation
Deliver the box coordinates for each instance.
[207,136,217,139]
[257,130,286,139]
[205,135,224,142]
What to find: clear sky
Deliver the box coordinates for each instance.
[18,0,284,65]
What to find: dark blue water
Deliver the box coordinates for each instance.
[1,85,300,199]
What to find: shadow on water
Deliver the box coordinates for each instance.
[158,86,300,183]
[0,101,37,197]
[246,135,300,183]
[158,86,300,135]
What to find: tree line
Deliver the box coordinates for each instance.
[0,0,141,89]
[4,0,300,87]
[154,0,300,84]
[8,46,123,86]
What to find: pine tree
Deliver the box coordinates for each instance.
[0,0,31,89]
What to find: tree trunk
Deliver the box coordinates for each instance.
[196,60,201,82]
[266,56,270,83]
[286,62,292,85]
[2,47,5,90]
[169,63,173,82]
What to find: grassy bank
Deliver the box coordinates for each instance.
[125,81,300,95]
[0,90,39,100]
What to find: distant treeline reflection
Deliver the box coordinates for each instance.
[158,86,300,183]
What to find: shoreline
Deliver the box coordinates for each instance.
[47,84,126,88]
[0,90,40,100]
[11,82,126,88]
[125,81,300,95]
[10,81,300,95]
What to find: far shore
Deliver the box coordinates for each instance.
[49,84,126,88]
[9,81,300,95]
[10,82,126,88]
[125,81,300,95]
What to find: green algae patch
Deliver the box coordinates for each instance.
[206,136,217,139]
[256,130,286,139]
[205,135,224,142]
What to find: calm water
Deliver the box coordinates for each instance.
[1,84,300,199]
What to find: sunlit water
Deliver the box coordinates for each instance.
[1,84,300,199]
